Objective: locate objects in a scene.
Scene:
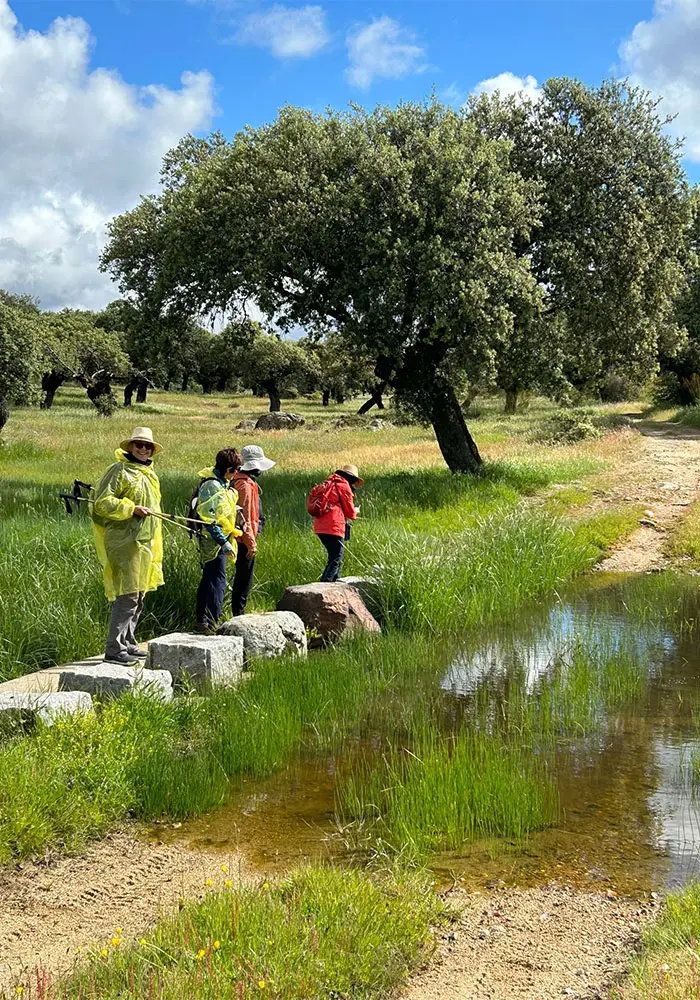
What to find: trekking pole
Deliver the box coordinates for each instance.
[59,485,201,534]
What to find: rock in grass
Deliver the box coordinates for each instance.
[0,691,93,727]
[338,576,383,612]
[276,582,381,647]
[58,663,173,702]
[218,611,307,659]
[255,411,305,431]
[147,633,245,688]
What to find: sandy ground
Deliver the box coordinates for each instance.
[404,884,656,1000]
[585,421,700,573]
[0,829,248,990]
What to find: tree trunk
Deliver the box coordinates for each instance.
[504,389,518,414]
[201,378,213,394]
[136,378,148,403]
[180,373,188,392]
[124,383,134,407]
[322,389,330,407]
[0,393,8,433]
[429,385,482,474]
[334,392,345,404]
[264,381,281,412]
[41,372,66,410]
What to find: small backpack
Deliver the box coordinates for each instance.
[307,478,341,518]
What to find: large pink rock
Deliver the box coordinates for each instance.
[276,582,381,646]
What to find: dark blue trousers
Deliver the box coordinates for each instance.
[196,549,228,626]
[318,533,345,582]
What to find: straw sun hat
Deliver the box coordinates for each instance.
[120,426,162,455]
[337,464,364,486]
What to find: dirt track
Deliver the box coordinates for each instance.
[0,830,248,989]
[403,884,655,1000]
[589,421,700,573]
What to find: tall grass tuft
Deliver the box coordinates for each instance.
[25,866,447,1000]
[338,726,559,860]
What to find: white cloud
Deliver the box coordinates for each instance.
[236,4,329,58]
[345,16,426,89]
[0,0,214,311]
[471,72,541,102]
[619,0,700,161]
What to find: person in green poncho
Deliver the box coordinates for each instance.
[91,426,164,665]
[192,447,244,631]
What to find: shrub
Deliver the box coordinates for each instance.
[537,409,602,444]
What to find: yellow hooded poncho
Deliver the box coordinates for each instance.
[195,467,242,564]
[91,449,164,600]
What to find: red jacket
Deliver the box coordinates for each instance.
[233,472,261,555]
[313,474,358,537]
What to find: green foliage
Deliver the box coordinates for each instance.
[230,328,319,408]
[614,882,700,1000]
[54,867,445,1000]
[0,298,43,406]
[537,409,602,444]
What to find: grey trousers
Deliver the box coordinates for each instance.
[105,592,144,659]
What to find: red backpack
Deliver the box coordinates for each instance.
[307,478,341,518]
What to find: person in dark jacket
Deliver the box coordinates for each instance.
[314,465,363,582]
[231,444,275,615]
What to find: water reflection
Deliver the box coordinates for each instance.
[152,573,700,895]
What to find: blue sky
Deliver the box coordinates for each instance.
[2,0,700,309]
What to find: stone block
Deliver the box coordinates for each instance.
[276,582,381,647]
[58,663,173,702]
[147,632,245,688]
[0,691,93,727]
[338,576,383,612]
[218,611,307,659]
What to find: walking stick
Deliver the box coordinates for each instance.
[59,480,199,534]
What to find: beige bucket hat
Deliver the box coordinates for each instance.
[120,426,162,455]
[337,464,364,486]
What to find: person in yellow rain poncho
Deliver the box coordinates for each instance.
[193,447,244,632]
[91,427,164,665]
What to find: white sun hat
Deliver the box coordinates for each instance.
[240,444,275,472]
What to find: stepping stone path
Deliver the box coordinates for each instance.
[277,582,381,647]
[147,633,245,688]
[218,611,307,659]
[58,663,173,702]
[0,691,93,727]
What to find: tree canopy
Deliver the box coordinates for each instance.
[101,82,689,470]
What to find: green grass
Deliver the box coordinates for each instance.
[0,389,620,680]
[0,633,451,861]
[8,866,448,1000]
[666,498,700,568]
[338,726,559,860]
[612,882,700,1000]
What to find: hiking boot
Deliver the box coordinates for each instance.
[192,622,213,634]
[126,647,148,659]
[104,652,139,666]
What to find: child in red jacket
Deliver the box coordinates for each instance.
[313,464,363,582]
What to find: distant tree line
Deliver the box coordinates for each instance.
[0,289,376,428]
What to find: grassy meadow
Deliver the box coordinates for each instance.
[0,386,637,680]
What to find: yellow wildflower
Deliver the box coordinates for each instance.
[197,948,207,961]
[205,879,213,887]
[15,988,23,995]
[263,882,270,890]
[100,949,108,957]
[110,937,121,947]
[115,927,122,934]
[140,938,147,946]
[225,879,233,888]
[214,940,221,950]
[258,981,266,990]
[221,864,228,874]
